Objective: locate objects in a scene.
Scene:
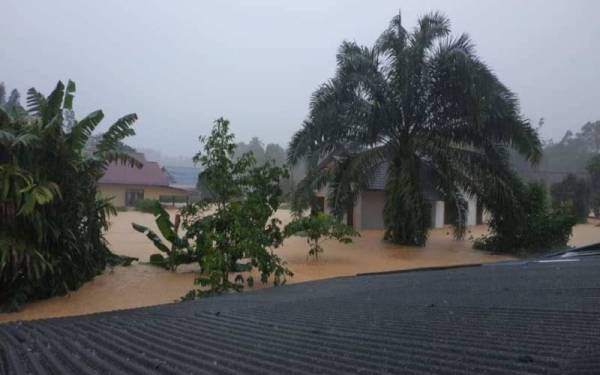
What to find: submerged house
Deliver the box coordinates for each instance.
[98,153,189,207]
[315,163,485,231]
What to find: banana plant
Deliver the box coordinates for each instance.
[1,80,141,311]
[132,201,197,271]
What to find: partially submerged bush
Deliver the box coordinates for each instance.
[285,212,358,260]
[474,182,576,254]
[134,198,161,213]
[550,174,590,223]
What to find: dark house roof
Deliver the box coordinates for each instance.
[99,160,171,187]
[367,162,443,201]
[1,251,599,374]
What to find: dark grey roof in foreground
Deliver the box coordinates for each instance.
[1,254,600,374]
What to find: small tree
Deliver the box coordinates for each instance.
[550,173,590,223]
[285,212,358,260]
[132,202,197,271]
[181,118,292,297]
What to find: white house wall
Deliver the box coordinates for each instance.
[360,191,386,229]
[466,195,477,226]
[431,201,445,229]
[315,189,480,231]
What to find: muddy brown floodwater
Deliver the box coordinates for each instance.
[2,210,598,323]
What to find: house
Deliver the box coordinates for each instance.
[315,163,485,230]
[98,153,190,207]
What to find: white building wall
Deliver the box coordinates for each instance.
[466,195,477,226]
[431,200,445,228]
[315,189,481,231]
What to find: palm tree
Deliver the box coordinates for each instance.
[288,11,541,245]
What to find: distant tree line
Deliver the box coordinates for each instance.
[513,119,600,183]
[198,136,306,201]
[85,133,136,156]
[513,119,600,222]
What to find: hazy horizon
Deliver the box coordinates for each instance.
[4,0,600,158]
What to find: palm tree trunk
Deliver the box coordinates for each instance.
[383,155,430,246]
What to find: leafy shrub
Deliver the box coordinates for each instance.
[285,212,358,260]
[550,173,590,223]
[181,118,292,297]
[132,201,198,271]
[159,195,190,204]
[134,198,160,213]
[149,253,167,267]
[0,81,138,311]
[474,182,576,255]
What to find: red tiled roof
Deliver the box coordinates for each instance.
[99,160,171,186]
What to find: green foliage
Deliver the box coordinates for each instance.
[132,201,196,271]
[0,81,138,311]
[223,137,305,202]
[159,194,190,204]
[0,83,27,119]
[587,154,600,217]
[149,253,167,267]
[134,198,161,213]
[284,212,358,260]
[550,174,590,223]
[182,118,292,297]
[288,11,542,246]
[474,182,576,254]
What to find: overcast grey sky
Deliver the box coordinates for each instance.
[3,0,600,156]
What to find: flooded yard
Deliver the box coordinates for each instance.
[2,210,598,323]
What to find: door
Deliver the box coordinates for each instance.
[444,200,458,225]
[125,189,144,207]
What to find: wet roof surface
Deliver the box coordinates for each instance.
[99,160,171,187]
[1,256,599,374]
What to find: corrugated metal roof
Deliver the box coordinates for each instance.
[99,160,171,187]
[1,255,599,374]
